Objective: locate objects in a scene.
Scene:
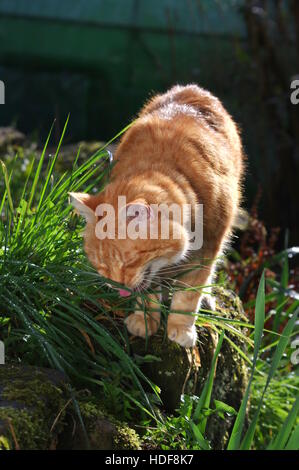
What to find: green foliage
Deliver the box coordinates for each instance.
[145,270,298,451]
[250,370,299,449]
[143,394,230,450]
[0,122,159,420]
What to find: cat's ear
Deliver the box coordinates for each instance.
[69,192,96,223]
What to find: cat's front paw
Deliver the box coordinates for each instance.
[167,323,197,348]
[125,312,159,338]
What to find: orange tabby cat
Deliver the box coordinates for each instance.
[70,84,244,348]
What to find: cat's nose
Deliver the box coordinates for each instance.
[117,288,132,297]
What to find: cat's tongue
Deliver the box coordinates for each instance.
[118,289,131,297]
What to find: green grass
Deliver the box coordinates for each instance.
[143,274,298,450]
[0,124,161,420]
[1,123,298,449]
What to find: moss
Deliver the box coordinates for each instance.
[211,285,247,320]
[213,286,249,391]
[77,399,141,450]
[0,407,48,450]
[0,365,67,449]
[79,401,102,421]
[0,365,140,450]
[131,334,196,411]
[0,435,10,450]
[199,287,249,449]
[2,378,64,409]
[113,424,141,450]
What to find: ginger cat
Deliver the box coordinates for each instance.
[70,84,244,348]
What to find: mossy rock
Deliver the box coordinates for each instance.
[131,287,249,449]
[60,397,141,450]
[131,335,196,411]
[199,287,249,449]
[0,365,68,449]
[0,127,25,153]
[0,365,141,450]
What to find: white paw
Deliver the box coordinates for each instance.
[125,312,159,338]
[167,324,197,348]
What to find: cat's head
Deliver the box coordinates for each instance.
[69,192,189,295]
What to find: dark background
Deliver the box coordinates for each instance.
[0,0,298,244]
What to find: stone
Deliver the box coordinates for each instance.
[131,287,249,449]
[60,397,141,450]
[0,364,141,450]
[0,365,67,450]
[0,127,25,153]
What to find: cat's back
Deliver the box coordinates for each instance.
[141,84,223,124]
[114,84,244,205]
[142,84,242,168]
[112,84,244,236]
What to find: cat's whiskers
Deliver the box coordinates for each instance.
[155,275,204,291]
[138,274,172,291]
[158,263,211,275]
[161,259,215,268]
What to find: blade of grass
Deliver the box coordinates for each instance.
[36,115,69,214]
[240,308,298,449]
[27,124,53,211]
[0,160,14,213]
[267,395,299,450]
[189,420,211,450]
[227,271,265,450]
[284,423,299,450]
[273,253,289,333]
